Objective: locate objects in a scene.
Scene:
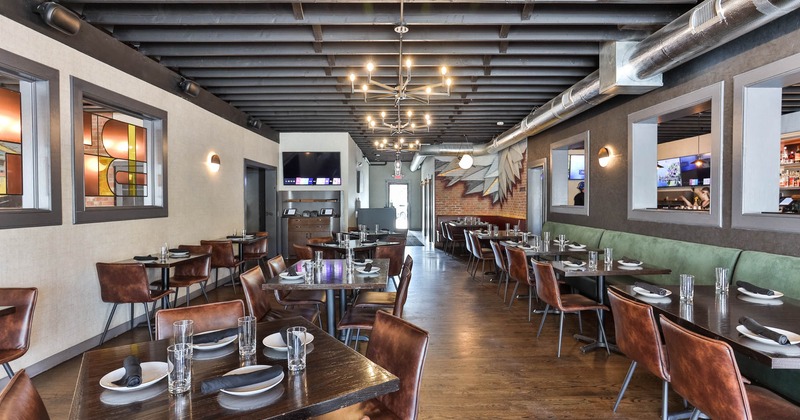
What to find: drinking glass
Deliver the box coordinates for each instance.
[680,274,695,303]
[314,251,323,265]
[303,261,315,282]
[173,320,193,358]
[521,232,529,244]
[604,248,614,266]
[242,228,247,237]
[161,243,169,261]
[375,224,381,233]
[286,326,307,372]
[715,267,729,295]
[557,234,566,244]
[543,231,550,243]
[238,316,257,356]
[588,251,598,270]
[531,235,541,251]
[167,343,192,394]
[505,223,511,232]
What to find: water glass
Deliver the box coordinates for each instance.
[521,232,529,244]
[375,224,381,233]
[715,267,729,295]
[286,326,307,372]
[531,235,540,251]
[505,223,511,232]
[167,343,192,394]
[588,251,598,269]
[303,261,315,282]
[173,320,193,358]
[680,274,695,303]
[161,243,169,261]
[314,251,323,265]
[543,231,550,243]
[604,248,614,266]
[557,234,566,244]
[242,228,247,237]
[238,316,257,356]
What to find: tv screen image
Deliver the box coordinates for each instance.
[282,152,341,186]
[657,157,682,187]
[679,153,711,187]
[568,154,585,180]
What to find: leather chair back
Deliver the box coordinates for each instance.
[307,236,332,244]
[489,241,507,273]
[240,265,273,321]
[200,240,237,268]
[243,233,269,255]
[174,244,212,278]
[443,223,454,242]
[659,315,751,420]
[607,289,669,382]
[504,246,530,286]
[367,311,429,420]
[392,255,414,317]
[265,255,288,277]
[531,261,563,310]
[293,244,313,260]
[0,369,49,420]
[464,230,474,255]
[375,243,404,277]
[154,300,245,340]
[96,263,156,303]
[0,288,37,358]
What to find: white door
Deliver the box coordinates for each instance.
[388,182,409,230]
[527,158,547,235]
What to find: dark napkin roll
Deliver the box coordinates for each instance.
[111,356,142,387]
[364,262,373,272]
[133,255,155,261]
[225,235,240,239]
[736,281,774,296]
[354,258,366,263]
[739,317,789,345]
[200,365,283,394]
[567,257,584,265]
[570,241,582,247]
[361,240,375,244]
[168,248,184,253]
[621,256,642,264]
[287,266,298,276]
[194,327,239,345]
[634,282,668,296]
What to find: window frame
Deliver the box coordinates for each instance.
[0,48,61,229]
[71,77,168,224]
[549,131,589,216]
[627,82,723,227]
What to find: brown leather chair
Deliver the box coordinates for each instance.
[241,232,269,266]
[96,263,173,345]
[292,243,313,260]
[307,236,333,245]
[338,255,413,349]
[490,241,510,301]
[439,221,451,253]
[239,265,320,324]
[468,231,494,280]
[659,315,800,419]
[0,369,49,420]
[464,229,475,272]
[154,300,245,340]
[313,311,429,420]
[0,288,37,378]
[155,244,211,308]
[607,288,670,419]
[352,255,413,310]
[262,255,325,326]
[532,261,608,357]
[374,242,405,290]
[200,240,242,293]
[504,245,532,313]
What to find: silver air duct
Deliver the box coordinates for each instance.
[410,0,800,171]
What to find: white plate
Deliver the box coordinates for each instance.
[279,272,304,280]
[219,365,285,396]
[562,260,585,267]
[637,295,672,304]
[134,258,157,263]
[736,325,800,346]
[170,253,189,258]
[567,244,586,249]
[353,259,373,266]
[193,330,238,350]
[100,383,167,405]
[518,246,534,250]
[618,260,643,267]
[737,295,783,306]
[99,361,169,392]
[357,267,380,274]
[737,287,784,300]
[218,385,285,411]
[620,266,643,271]
[632,286,672,299]
[262,331,315,351]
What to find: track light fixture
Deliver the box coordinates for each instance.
[247,118,262,129]
[178,79,200,98]
[35,2,81,36]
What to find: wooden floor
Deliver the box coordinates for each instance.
[32,241,684,419]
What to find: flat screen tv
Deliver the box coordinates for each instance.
[657,157,682,187]
[282,151,342,186]
[679,153,711,187]
[568,154,585,180]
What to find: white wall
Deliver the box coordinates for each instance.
[368,161,422,230]
[0,16,279,373]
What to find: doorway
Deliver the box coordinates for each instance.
[388,182,409,230]
[527,158,547,235]
[244,160,278,257]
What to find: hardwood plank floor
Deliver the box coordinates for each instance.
[31,243,682,418]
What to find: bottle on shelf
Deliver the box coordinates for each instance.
[780,169,788,187]
[783,146,789,164]
[790,149,796,164]
[795,146,800,163]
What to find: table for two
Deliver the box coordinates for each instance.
[69,317,398,419]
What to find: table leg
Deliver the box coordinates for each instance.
[326,289,335,336]
[574,274,620,354]
[161,267,170,310]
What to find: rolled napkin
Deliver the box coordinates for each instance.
[287,266,298,276]
[634,281,668,296]
[354,258,366,263]
[225,235,240,239]
[200,365,283,394]
[111,356,142,387]
[133,255,155,261]
[169,248,185,253]
[567,257,584,265]
[621,256,642,265]
[194,327,239,344]
[739,317,789,345]
[361,240,375,244]
[364,262,373,272]
[570,241,582,247]
[736,281,774,296]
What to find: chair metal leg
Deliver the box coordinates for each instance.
[596,309,610,355]
[100,303,119,345]
[143,302,154,341]
[689,408,701,420]
[200,282,210,303]
[662,380,670,420]
[528,292,533,322]
[537,304,550,337]
[353,330,361,350]
[503,273,510,302]
[129,303,134,329]
[557,312,565,357]
[508,282,520,308]
[343,329,351,346]
[613,361,638,412]
[3,362,14,378]
[229,267,239,294]
[577,311,583,333]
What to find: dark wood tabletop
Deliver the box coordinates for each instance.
[115,253,210,310]
[550,260,672,278]
[69,317,399,419]
[475,230,524,241]
[307,240,400,253]
[0,306,15,317]
[612,284,800,369]
[504,241,597,259]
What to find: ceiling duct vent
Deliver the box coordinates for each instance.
[692,0,725,33]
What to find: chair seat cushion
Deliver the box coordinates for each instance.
[242,252,268,261]
[559,294,607,312]
[337,307,379,330]
[0,348,27,365]
[164,275,208,288]
[282,290,326,304]
[310,397,401,420]
[148,289,173,302]
[263,306,319,324]
[353,291,396,309]
[746,384,800,419]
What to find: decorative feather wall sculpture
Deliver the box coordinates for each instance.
[435,142,527,203]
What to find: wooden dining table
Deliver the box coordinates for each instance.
[263,258,391,336]
[116,253,210,310]
[69,317,399,419]
[307,240,400,259]
[0,306,15,317]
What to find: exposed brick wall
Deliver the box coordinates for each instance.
[434,152,527,219]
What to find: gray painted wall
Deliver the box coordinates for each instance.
[368,161,422,230]
[527,10,800,256]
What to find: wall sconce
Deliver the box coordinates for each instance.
[598,147,614,168]
[247,117,262,129]
[179,79,200,97]
[36,2,81,35]
[458,154,474,170]
[208,153,221,172]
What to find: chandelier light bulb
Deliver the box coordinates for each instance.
[441,66,448,75]
[366,62,375,72]
[459,154,474,170]
[370,120,376,128]
[411,123,416,129]
[362,84,369,92]
[426,87,432,94]
[424,114,430,121]
[405,58,412,69]
[366,115,372,122]
[374,140,380,146]
[381,111,386,118]
[407,110,412,117]
[399,137,405,143]
[446,78,452,86]
[349,73,356,82]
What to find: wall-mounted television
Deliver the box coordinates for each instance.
[568,154,585,180]
[282,151,342,186]
[679,153,711,187]
[657,157,682,187]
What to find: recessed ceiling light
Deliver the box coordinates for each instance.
[496,121,504,126]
